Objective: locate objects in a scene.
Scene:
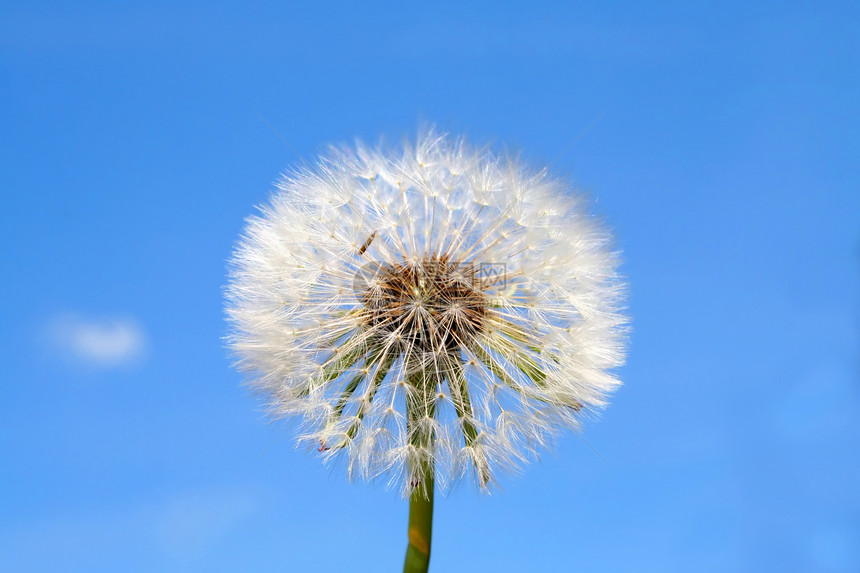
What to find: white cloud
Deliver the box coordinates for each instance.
[50,314,147,369]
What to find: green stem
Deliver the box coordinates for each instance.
[403,370,436,573]
[403,472,434,573]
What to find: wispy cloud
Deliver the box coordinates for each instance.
[156,488,258,557]
[49,314,147,369]
[0,486,262,570]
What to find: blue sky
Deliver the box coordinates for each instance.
[2,1,858,571]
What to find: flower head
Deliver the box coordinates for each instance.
[226,130,627,494]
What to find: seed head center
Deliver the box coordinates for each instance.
[362,256,487,352]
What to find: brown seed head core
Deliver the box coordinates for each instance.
[361,255,487,353]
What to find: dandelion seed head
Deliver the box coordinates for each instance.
[226,129,627,495]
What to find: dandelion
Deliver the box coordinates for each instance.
[226,129,627,572]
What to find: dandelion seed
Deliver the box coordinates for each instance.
[226,129,628,572]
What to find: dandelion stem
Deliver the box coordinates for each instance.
[403,471,434,573]
[403,370,436,573]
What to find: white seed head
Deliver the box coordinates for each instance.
[226,130,627,495]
